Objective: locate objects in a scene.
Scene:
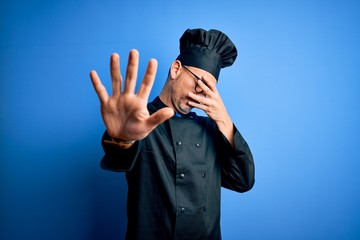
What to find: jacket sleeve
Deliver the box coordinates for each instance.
[220,125,255,193]
[100,131,142,172]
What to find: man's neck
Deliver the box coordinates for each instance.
[159,87,173,111]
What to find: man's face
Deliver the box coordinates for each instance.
[171,65,217,114]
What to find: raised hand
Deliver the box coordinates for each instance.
[187,75,235,146]
[90,49,174,141]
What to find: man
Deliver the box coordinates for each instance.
[90,28,255,239]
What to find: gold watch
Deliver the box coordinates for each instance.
[103,137,136,149]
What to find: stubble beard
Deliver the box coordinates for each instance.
[177,97,192,114]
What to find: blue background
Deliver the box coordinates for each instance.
[1,0,360,239]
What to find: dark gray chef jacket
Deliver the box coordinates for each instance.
[101,96,255,240]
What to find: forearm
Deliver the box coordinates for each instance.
[220,126,255,192]
[216,114,235,147]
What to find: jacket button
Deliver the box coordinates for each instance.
[202,173,206,178]
[176,141,182,146]
[180,207,186,213]
[196,143,200,147]
[179,173,185,179]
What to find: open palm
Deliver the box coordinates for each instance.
[90,50,174,141]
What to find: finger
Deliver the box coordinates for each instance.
[147,107,174,127]
[90,70,109,104]
[188,100,207,111]
[137,58,158,99]
[124,49,139,94]
[110,53,122,96]
[188,92,207,105]
[197,80,212,97]
[199,75,217,94]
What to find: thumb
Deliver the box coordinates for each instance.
[147,107,174,127]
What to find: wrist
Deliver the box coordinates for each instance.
[216,115,232,131]
[103,137,136,149]
[216,116,235,146]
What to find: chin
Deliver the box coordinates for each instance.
[178,105,192,114]
[175,99,192,114]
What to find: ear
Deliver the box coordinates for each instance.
[169,60,182,80]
